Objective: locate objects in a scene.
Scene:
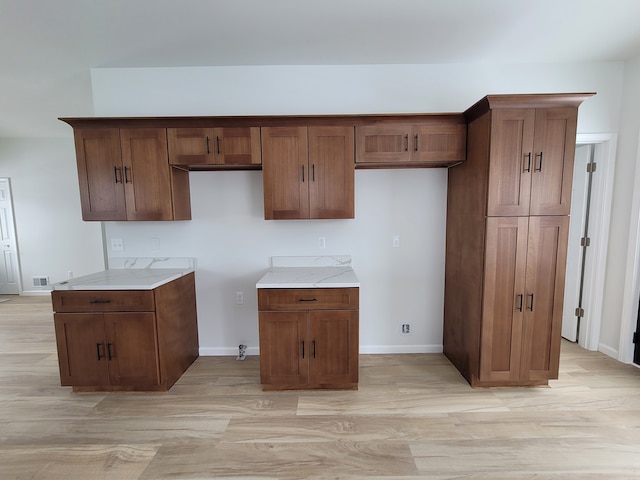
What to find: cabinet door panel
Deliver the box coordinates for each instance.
[120,128,174,221]
[259,311,309,385]
[480,217,528,382]
[214,127,261,165]
[309,310,359,385]
[530,108,577,216]
[521,216,569,381]
[487,110,535,216]
[356,125,411,163]
[104,312,160,387]
[308,126,354,219]
[262,127,309,219]
[412,124,466,163]
[167,128,214,165]
[73,128,126,221]
[54,313,108,386]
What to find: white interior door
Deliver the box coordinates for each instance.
[0,178,21,294]
[562,145,591,341]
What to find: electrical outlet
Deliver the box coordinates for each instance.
[401,323,411,335]
[151,238,160,250]
[235,291,244,305]
[68,270,74,279]
[110,238,124,252]
[318,236,326,249]
[393,235,400,248]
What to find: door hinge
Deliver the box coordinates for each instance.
[580,237,591,247]
[575,307,585,318]
[587,162,597,173]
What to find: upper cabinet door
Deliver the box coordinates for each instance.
[262,126,310,219]
[356,125,412,164]
[308,126,355,219]
[411,124,466,164]
[487,109,535,217]
[120,128,174,221]
[213,127,261,166]
[529,108,577,216]
[73,128,126,221]
[167,128,214,165]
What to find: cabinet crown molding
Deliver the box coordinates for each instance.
[464,93,596,123]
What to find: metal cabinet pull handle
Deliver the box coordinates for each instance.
[524,153,531,172]
[516,294,524,312]
[301,341,305,359]
[90,299,111,304]
[528,293,535,311]
[414,134,419,151]
[113,166,122,183]
[313,340,317,358]
[404,134,409,151]
[312,164,315,181]
[535,152,543,172]
[301,165,305,182]
[96,343,103,360]
[298,298,318,302]
[124,166,131,183]
[107,343,113,361]
[216,136,221,155]
[206,136,210,154]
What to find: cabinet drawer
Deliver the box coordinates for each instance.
[52,290,155,313]
[258,288,359,311]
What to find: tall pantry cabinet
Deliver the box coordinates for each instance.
[444,93,593,387]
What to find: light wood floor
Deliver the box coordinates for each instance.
[1,295,640,479]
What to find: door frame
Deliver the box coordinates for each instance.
[0,177,22,295]
[619,129,640,364]
[571,134,617,351]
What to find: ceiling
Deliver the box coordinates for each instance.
[2,0,640,138]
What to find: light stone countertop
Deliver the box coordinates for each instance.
[256,256,359,289]
[52,257,196,291]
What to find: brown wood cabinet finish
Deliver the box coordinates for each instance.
[262,126,354,220]
[52,273,199,392]
[72,127,191,221]
[356,122,466,167]
[487,108,577,217]
[167,127,261,166]
[444,93,592,387]
[258,287,359,390]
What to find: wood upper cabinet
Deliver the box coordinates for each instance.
[356,123,466,166]
[262,126,355,220]
[167,127,261,166]
[73,127,191,221]
[479,216,568,384]
[487,107,577,216]
[258,287,359,390]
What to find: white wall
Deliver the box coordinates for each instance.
[0,138,104,294]
[608,54,640,361]
[92,62,625,355]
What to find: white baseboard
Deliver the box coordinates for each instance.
[198,345,443,356]
[20,290,52,296]
[598,343,619,360]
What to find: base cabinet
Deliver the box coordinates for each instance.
[258,288,359,390]
[52,273,199,392]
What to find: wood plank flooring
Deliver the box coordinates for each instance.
[1,295,640,479]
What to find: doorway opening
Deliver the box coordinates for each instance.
[0,178,22,295]
[562,135,617,352]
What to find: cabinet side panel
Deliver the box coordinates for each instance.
[170,166,192,220]
[154,272,199,388]
[443,112,490,382]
